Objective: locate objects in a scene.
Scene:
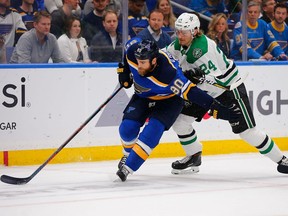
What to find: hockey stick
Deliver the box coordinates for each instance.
[204,71,248,91]
[1,86,123,185]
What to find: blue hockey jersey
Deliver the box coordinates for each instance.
[267,21,288,55]
[231,19,284,60]
[124,38,213,110]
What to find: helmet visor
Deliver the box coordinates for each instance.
[175,29,191,36]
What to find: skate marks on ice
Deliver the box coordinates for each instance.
[0,153,288,216]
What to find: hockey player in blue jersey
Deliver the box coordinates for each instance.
[115,38,241,181]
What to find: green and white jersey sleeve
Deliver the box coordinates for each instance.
[166,35,242,98]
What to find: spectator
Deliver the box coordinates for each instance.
[44,0,62,13]
[231,1,286,60]
[137,9,171,48]
[58,17,91,63]
[261,0,276,23]
[249,0,263,17]
[11,0,37,10]
[0,24,15,63]
[82,0,110,46]
[90,9,122,62]
[267,2,288,55]
[0,0,27,47]
[10,10,65,63]
[156,0,176,37]
[45,0,82,16]
[207,13,231,58]
[16,0,38,30]
[83,0,121,16]
[0,35,5,63]
[50,0,80,38]
[119,0,149,38]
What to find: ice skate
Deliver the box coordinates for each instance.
[118,155,128,169]
[116,165,130,182]
[171,151,202,175]
[277,156,288,174]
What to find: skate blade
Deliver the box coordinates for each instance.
[113,177,123,182]
[277,165,288,174]
[171,166,199,175]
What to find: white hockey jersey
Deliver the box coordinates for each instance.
[0,8,27,47]
[166,34,243,98]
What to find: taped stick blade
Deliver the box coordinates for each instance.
[1,175,31,185]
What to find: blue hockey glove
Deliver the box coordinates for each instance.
[209,99,241,121]
[184,68,205,84]
[117,63,133,89]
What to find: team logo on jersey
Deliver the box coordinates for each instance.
[267,30,275,38]
[192,48,202,58]
[134,82,150,94]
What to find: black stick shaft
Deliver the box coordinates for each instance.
[1,86,123,185]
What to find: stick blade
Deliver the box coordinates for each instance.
[1,175,31,185]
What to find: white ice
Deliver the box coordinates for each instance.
[1,152,288,216]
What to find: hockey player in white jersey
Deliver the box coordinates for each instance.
[166,12,288,175]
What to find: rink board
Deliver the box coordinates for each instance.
[0,62,288,165]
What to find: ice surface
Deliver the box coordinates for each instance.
[1,152,288,216]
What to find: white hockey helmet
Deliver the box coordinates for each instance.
[175,13,200,35]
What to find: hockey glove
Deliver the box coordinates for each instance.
[184,68,205,84]
[209,99,241,121]
[117,62,133,89]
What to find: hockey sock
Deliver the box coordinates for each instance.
[178,130,202,156]
[126,118,165,172]
[172,114,202,156]
[239,127,283,163]
[119,119,142,154]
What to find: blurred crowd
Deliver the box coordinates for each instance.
[1,0,288,63]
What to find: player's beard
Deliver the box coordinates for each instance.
[138,63,156,76]
[138,67,150,76]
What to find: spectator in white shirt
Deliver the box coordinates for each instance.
[57,16,91,63]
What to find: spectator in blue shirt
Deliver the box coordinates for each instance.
[16,0,38,30]
[118,0,149,38]
[267,2,288,55]
[137,9,171,48]
[231,1,287,60]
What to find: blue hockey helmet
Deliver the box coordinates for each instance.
[134,39,159,60]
